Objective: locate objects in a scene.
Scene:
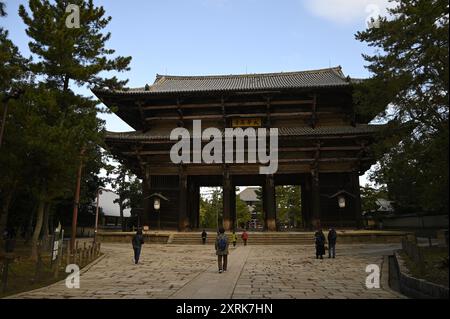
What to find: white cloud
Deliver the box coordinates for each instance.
[303,0,397,25]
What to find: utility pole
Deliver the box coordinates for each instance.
[71,148,85,253]
[94,188,102,244]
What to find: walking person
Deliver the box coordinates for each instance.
[201,229,207,245]
[132,229,144,264]
[328,228,337,258]
[314,229,326,259]
[241,230,249,246]
[215,227,229,273]
[231,231,238,247]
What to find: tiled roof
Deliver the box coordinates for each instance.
[105,125,382,142]
[94,67,353,96]
[239,187,260,202]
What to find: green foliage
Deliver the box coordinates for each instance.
[199,188,222,229]
[360,185,388,213]
[0,1,6,17]
[109,164,143,230]
[355,0,449,215]
[19,0,131,90]
[276,185,302,228]
[1,0,131,245]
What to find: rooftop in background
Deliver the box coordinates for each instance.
[93,66,360,96]
[239,187,261,203]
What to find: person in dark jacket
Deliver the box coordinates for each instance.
[215,227,229,273]
[328,228,337,258]
[201,229,207,244]
[132,229,145,264]
[314,229,326,259]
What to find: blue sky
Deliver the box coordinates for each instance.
[1,0,393,185]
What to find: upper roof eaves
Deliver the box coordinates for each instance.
[93,66,354,96]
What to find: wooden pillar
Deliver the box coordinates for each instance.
[301,178,311,229]
[188,181,200,229]
[230,185,236,230]
[222,171,232,231]
[351,172,362,229]
[264,175,276,231]
[178,169,188,231]
[142,176,151,228]
[311,168,321,230]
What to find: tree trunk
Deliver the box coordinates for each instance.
[0,189,14,252]
[40,203,51,250]
[25,205,36,244]
[31,200,46,261]
[119,197,125,232]
[119,202,125,231]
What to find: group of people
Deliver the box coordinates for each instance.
[201,229,248,247]
[314,228,338,259]
[130,227,338,273]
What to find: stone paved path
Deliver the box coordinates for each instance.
[8,243,403,299]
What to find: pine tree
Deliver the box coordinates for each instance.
[15,0,132,259]
[19,0,131,91]
[0,11,30,249]
[355,0,449,214]
[0,1,6,17]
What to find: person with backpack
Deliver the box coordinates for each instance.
[132,229,145,264]
[314,229,326,259]
[215,227,229,273]
[328,228,337,258]
[201,229,207,244]
[231,231,238,247]
[241,230,249,246]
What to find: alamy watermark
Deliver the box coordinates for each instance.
[65,4,80,29]
[365,264,380,289]
[65,264,80,289]
[169,120,279,175]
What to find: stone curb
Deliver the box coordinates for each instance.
[394,251,449,299]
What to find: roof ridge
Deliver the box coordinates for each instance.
[153,66,345,80]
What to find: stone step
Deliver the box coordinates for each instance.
[170,233,315,245]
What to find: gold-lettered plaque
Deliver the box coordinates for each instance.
[231,118,262,127]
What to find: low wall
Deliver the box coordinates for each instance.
[394,252,449,299]
[382,215,448,229]
[96,232,170,244]
[337,231,408,244]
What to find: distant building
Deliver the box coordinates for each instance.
[98,190,131,230]
[238,187,262,230]
[363,198,394,229]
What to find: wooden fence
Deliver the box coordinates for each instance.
[65,241,101,268]
[1,238,101,294]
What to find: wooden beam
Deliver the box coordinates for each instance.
[141,99,315,110]
[144,112,332,122]
[122,146,365,156]
[136,101,150,132]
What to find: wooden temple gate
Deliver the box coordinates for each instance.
[93,67,379,231]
